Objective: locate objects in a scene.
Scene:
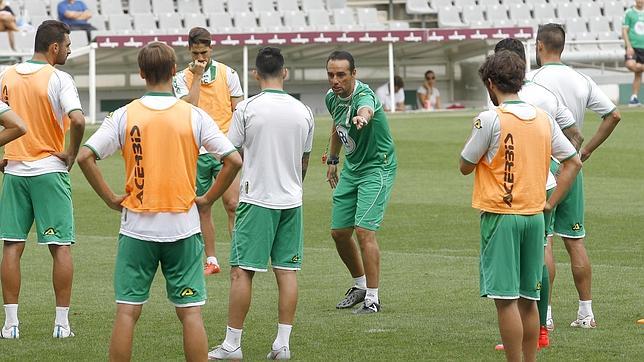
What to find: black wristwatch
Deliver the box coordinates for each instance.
[326,155,339,165]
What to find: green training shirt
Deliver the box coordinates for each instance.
[624,7,644,49]
[325,80,397,174]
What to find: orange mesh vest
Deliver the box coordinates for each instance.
[122,99,199,213]
[1,65,69,161]
[183,62,232,134]
[472,106,552,215]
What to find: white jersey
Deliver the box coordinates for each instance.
[228,89,314,209]
[0,61,83,176]
[375,83,404,109]
[526,63,616,132]
[0,101,9,115]
[173,60,243,100]
[486,81,578,189]
[461,102,577,176]
[84,95,237,242]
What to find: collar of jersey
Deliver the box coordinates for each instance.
[503,100,524,104]
[143,91,174,97]
[542,62,566,66]
[27,59,48,65]
[263,88,287,94]
[338,80,362,101]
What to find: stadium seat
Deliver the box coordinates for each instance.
[184,13,208,29]
[90,14,107,31]
[129,0,152,15]
[326,0,347,9]
[533,4,556,22]
[307,9,333,30]
[24,1,49,17]
[152,0,176,14]
[208,12,235,32]
[233,12,261,32]
[579,2,602,18]
[478,0,500,6]
[406,0,435,15]
[486,5,510,25]
[30,15,54,27]
[565,17,588,35]
[462,6,489,28]
[16,31,36,53]
[277,0,300,12]
[100,0,124,15]
[597,31,623,51]
[282,10,308,31]
[387,21,410,29]
[611,16,624,34]
[252,0,276,13]
[574,32,599,53]
[431,0,453,9]
[177,0,201,14]
[158,12,183,33]
[453,0,476,9]
[258,12,286,32]
[589,16,611,34]
[556,3,579,20]
[332,8,360,30]
[133,13,158,33]
[301,0,325,11]
[604,1,627,18]
[437,6,466,27]
[549,0,572,4]
[203,0,226,13]
[356,8,382,29]
[70,30,89,48]
[508,3,531,23]
[228,1,251,13]
[0,32,12,53]
[107,14,133,32]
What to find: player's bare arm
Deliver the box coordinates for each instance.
[623,26,634,57]
[352,107,373,130]
[302,152,310,180]
[326,127,342,189]
[562,125,584,151]
[0,109,27,147]
[195,151,242,209]
[545,155,582,212]
[580,110,621,161]
[52,109,85,171]
[183,59,207,106]
[231,96,242,112]
[77,147,127,211]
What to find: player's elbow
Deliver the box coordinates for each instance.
[77,147,95,168]
[69,110,86,129]
[565,154,583,174]
[223,151,243,171]
[459,159,475,175]
[607,110,621,125]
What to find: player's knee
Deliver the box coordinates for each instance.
[223,198,238,214]
[331,229,351,242]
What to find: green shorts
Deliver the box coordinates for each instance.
[479,212,544,300]
[550,159,584,238]
[196,154,223,196]
[331,167,396,231]
[544,188,554,246]
[229,203,303,272]
[114,234,207,307]
[0,173,75,244]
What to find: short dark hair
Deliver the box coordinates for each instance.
[478,50,525,94]
[494,38,526,63]
[326,51,355,72]
[188,27,211,47]
[137,42,176,85]
[34,20,70,53]
[537,23,566,54]
[394,75,404,88]
[424,70,435,79]
[255,47,284,79]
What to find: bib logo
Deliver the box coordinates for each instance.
[43,228,56,236]
[503,133,515,207]
[474,119,482,129]
[180,288,196,297]
[572,223,581,231]
[1,85,8,105]
[130,125,144,204]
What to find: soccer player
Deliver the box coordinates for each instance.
[77,42,242,361]
[490,38,584,348]
[208,47,314,360]
[325,51,397,314]
[0,20,85,339]
[0,101,27,147]
[173,27,244,275]
[461,50,581,362]
[623,0,644,106]
[527,23,622,329]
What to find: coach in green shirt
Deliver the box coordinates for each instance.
[324,51,397,315]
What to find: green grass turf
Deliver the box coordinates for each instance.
[0,108,642,361]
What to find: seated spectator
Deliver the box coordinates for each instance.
[417,70,441,110]
[57,0,96,41]
[0,0,18,51]
[375,75,405,112]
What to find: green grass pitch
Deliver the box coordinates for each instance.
[0,108,642,361]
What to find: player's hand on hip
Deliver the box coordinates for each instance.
[189,60,207,76]
[0,159,6,173]
[580,148,591,162]
[544,201,554,213]
[326,165,338,189]
[107,194,127,212]
[352,115,368,130]
[52,151,77,171]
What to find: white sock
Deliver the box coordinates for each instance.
[353,275,366,289]
[272,323,292,350]
[547,305,552,320]
[55,306,70,327]
[222,325,242,350]
[578,300,593,317]
[207,256,219,266]
[3,304,18,327]
[365,288,379,304]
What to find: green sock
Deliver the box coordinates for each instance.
[538,264,550,327]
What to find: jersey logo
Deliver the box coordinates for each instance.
[180,288,196,297]
[536,281,542,291]
[291,254,301,263]
[129,125,144,204]
[43,228,56,236]
[336,125,356,155]
[474,119,482,129]
[503,133,515,207]
[572,223,581,231]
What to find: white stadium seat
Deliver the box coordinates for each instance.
[208,12,235,32]
[252,0,275,13]
[437,6,466,27]
[233,12,261,32]
[556,3,579,20]
[129,0,152,15]
[462,5,489,28]
[486,4,510,24]
[533,4,556,22]
[283,10,308,31]
[228,1,251,13]
[258,12,285,32]
[565,17,588,35]
[133,13,157,33]
[579,2,602,18]
[277,0,300,13]
[356,8,381,28]
[589,16,611,34]
[406,0,435,15]
[307,9,333,30]
[509,3,532,23]
[453,0,476,8]
[603,1,627,18]
[70,30,89,48]
[326,0,347,10]
[177,0,201,14]
[100,0,124,15]
[184,13,208,29]
[90,14,107,30]
[202,0,226,14]
[574,32,599,53]
[152,0,176,14]
[301,0,325,11]
[16,31,36,53]
[158,12,183,33]
[24,1,49,16]
[332,8,360,30]
[108,14,133,32]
